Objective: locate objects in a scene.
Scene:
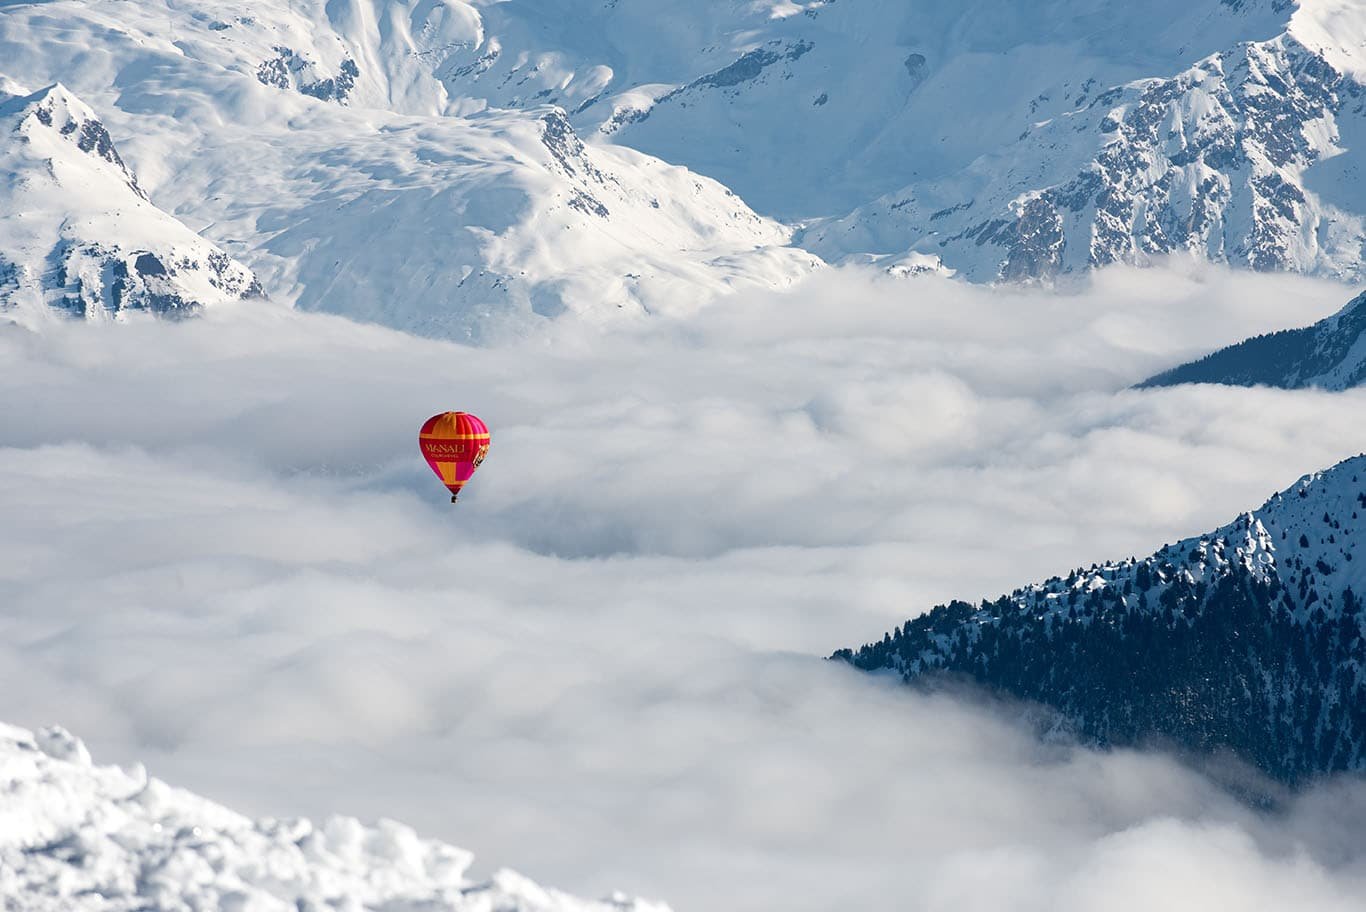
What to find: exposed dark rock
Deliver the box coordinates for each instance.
[257,49,359,102]
[999,198,1065,280]
[567,190,609,218]
[688,41,814,91]
[133,253,168,277]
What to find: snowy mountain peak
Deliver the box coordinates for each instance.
[4,82,145,199]
[0,81,264,325]
[1250,453,1366,601]
[836,454,1366,782]
[0,3,823,340]
[806,27,1366,280]
[0,721,670,912]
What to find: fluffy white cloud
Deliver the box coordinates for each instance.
[2,262,1366,910]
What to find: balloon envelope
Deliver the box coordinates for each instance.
[419,411,490,501]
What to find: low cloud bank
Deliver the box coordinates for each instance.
[2,262,1365,910]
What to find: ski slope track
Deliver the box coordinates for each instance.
[838,455,1366,785]
[0,0,818,340]
[0,721,668,912]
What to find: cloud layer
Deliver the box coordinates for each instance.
[4,262,1366,910]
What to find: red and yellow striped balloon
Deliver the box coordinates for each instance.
[419,411,490,502]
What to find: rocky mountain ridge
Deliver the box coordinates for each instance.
[836,455,1366,784]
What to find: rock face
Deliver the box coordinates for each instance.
[1139,292,1366,390]
[0,83,263,326]
[835,455,1366,785]
[0,721,669,912]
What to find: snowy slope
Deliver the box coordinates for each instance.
[0,82,263,328]
[6,0,1366,336]
[431,0,1366,282]
[0,0,818,341]
[804,28,1366,281]
[0,722,667,912]
[1139,290,1366,389]
[837,454,1366,783]
[434,0,1299,219]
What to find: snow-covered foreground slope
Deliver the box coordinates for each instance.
[837,454,1366,783]
[0,722,666,912]
[0,81,262,328]
[1139,290,1366,390]
[0,0,817,340]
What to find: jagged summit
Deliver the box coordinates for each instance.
[3,82,145,197]
[0,82,263,325]
[836,455,1366,783]
[1139,292,1366,390]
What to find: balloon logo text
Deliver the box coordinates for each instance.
[419,411,490,503]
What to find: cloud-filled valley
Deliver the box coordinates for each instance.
[5,263,1366,910]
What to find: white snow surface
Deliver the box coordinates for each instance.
[0,721,666,912]
[1292,0,1366,84]
[0,0,818,341]
[801,26,1366,281]
[437,0,1301,218]
[0,81,263,328]
[421,0,1366,281]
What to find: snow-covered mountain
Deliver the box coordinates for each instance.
[0,82,263,327]
[434,0,1300,217]
[7,0,1366,337]
[1140,290,1366,389]
[432,0,1366,282]
[0,721,667,912]
[0,0,818,340]
[804,23,1366,281]
[835,454,1366,784]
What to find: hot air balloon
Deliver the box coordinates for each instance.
[419,411,490,503]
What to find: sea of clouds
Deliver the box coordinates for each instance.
[4,261,1366,910]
